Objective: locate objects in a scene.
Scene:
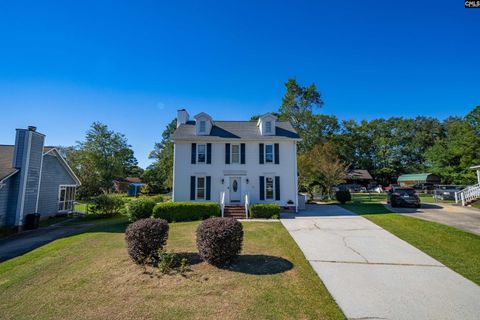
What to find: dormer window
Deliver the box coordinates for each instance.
[257,113,277,136]
[194,112,213,135]
[266,121,272,133]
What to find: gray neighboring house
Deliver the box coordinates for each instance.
[0,126,81,228]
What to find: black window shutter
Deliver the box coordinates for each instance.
[225,143,230,164]
[206,176,211,200]
[259,176,265,200]
[191,143,196,164]
[206,143,212,164]
[240,143,246,164]
[275,176,280,200]
[259,143,264,164]
[190,176,196,200]
[274,143,280,164]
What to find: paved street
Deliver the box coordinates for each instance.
[386,203,480,235]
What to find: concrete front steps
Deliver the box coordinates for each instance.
[223,205,247,219]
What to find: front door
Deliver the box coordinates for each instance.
[229,177,241,202]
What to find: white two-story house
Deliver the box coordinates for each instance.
[171,109,300,216]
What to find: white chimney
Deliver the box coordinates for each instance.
[176,109,189,128]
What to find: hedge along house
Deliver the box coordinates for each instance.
[397,173,441,187]
[0,126,81,229]
[171,109,300,218]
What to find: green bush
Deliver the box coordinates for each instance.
[127,198,156,222]
[249,204,281,219]
[89,194,125,215]
[153,202,220,222]
[146,194,164,203]
[335,190,352,204]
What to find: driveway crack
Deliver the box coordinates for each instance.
[314,223,369,263]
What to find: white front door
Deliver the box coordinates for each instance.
[229,177,241,202]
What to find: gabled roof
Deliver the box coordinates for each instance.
[397,173,439,182]
[0,145,18,182]
[114,177,142,184]
[172,121,300,141]
[347,169,373,180]
[0,145,80,185]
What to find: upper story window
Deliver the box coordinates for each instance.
[231,144,240,164]
[266,121,272,133]
[197,144,206,163]
[265,144,273,163]
[199,120,206,133]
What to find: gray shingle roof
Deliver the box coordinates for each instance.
[0,145,56,181]
[172,121,300,141]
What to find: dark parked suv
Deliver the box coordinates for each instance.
[433,185,463,201]
[387,188,421,208]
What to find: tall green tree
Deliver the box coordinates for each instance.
[143,119,176,193]
[278,78,324,152]
[63,122,138,198]
[425,116,479,184]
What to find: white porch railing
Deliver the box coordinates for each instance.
[244,193,250,219]
[220,191,226,217]
[455,183,480,206]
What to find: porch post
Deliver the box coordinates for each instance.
[477,170,480,185]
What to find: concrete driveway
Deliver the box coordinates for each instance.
[281,204,480,320]
[0,222,92,262]
[386,203,480,235]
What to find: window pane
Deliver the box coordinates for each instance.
[197,177,205,199]
[200,121,206,132]
[231,144,240,163]
[198,144,206,163]
[266,177,274,199]
[265,144,273,163]
[266,121,272,133]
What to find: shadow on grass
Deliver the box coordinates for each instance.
[174,253,294,275]
[228,254,293,275]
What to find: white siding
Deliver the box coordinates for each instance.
[173,141,297,207]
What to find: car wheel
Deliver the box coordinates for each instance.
[415,204,421,208]
[391,201,397,208]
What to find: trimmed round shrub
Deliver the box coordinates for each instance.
[196,217,243,267]
[127,198,156,222]
[250,204,280,219]
[153,202,220,222]
[335,190,352,204]
[125,218,169,265]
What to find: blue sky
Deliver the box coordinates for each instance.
[0,0,479,168]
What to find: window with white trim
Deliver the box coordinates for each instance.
[199,120,206,133]
[197,144,206,163]
[265,144,273,163]
[58,185,76,211]
[266,121,272,133]
[197,177,205,200]
[265,176,274,200]
[231,144,240,164]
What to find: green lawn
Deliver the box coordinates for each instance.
[0,217,344,320]
[342,192,454,205]
[339,202,480,285]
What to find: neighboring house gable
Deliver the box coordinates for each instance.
[37,150,78,216]
[0,128,81,228]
